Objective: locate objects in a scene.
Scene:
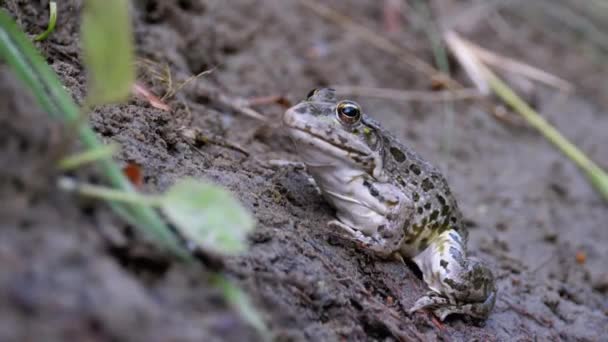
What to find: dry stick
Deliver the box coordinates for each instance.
[197,85,268,122]
[162,68,215,101]
[333,85,482,102]
[446,30,608,202]
[463,39,573,92]
[299,0,450,85]
[482,65,608,201]
[299,0,518,124]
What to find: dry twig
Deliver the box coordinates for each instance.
[445,32,573,92]
[195,84,268,122]
[333,85,482,102]
[179,127,250,157]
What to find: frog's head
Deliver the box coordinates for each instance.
[283,88,385,179]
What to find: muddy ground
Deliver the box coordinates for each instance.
[1,0,607,341]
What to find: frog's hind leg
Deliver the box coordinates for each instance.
[409,229,496,321]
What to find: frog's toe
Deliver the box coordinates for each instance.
[408,291,448,315]
[435,290,496,321]
[410,290,497,321]
[327,220,373,248]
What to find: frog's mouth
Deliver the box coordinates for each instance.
[287,126,370,158]
[285,127,379,176]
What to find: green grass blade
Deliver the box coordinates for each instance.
[0,9,187,258]
[81,0,134,105]
[483,67,608,201]
[34,1,57,42]
[58,143,118,170]
[212,274,270,341]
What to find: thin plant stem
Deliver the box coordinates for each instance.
[482,66,608,201]
[34,1,57,41]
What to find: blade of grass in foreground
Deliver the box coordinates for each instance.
[1,9,268,338]
[81,0,134,105]
[0,9,187,258]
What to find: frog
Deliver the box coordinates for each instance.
[282,88,496,321]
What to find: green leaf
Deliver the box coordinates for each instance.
[212,274,270,341]
[81,0,134,105]
[162,178,255,255]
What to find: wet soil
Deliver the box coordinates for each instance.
[1,0,607,341]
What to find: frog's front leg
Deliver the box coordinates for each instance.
[326,181,413,259]
[410,229,496,320]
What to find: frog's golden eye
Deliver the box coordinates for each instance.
[306,88,318,100]
[336,100,361,125]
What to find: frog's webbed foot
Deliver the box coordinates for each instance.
[327,220,403,258]
[327,220,368,246]
[410,229,497,321]
[409,290,496,321]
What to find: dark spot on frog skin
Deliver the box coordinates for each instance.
[309,106,322,115]
[445,277,468,291]
[389,146,406,162]
[396,176,406,187]
[369,188,379,197]
[421,178,435,192]
[440,259,449,270]
[450,216,457,223]
[418,237,429,250]
[417,207,423,215]
[409,164,421,175]
[429,210,439,221]
[362,180,379,197]
[411,180,418,186]
[436,194,446,205]
[412,192,420,202]
[295,106,308,114]
[441,205,450,215]
[440,217,451,231]
[424,202,432,210]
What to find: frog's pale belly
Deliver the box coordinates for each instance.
[309,166,390,237]
[283,88,496,321]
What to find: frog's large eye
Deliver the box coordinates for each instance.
[336,100,361,125]
[306,88,318,100]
